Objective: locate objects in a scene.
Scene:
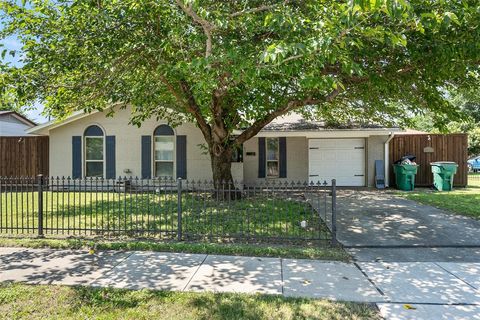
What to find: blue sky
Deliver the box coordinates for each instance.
[2,26,48,124]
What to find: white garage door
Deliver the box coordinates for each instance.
[308,139,366,186]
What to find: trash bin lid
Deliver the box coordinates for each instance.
[430,161,457,165]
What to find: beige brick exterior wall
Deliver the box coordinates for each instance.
[49,107,243,181]
[47,107,388,186]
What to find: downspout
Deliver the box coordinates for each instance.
[384,132,395,187]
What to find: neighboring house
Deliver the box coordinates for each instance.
[27,107,401,187]
[0,111,37,136]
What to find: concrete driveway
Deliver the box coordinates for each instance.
[334,190,480,262]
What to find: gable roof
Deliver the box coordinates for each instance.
[0,111,37,127]
[262,113,399,132]
[26,110,93,135]
[0,111,38,136]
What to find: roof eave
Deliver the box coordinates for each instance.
[26,110,97,135]
[0,111,37,126]
[254,127,403,137]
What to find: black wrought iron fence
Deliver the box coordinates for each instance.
[0,176,337,245]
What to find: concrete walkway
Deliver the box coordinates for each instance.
[1,247,480,319]
[0,247,380,302]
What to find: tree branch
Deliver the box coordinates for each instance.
[268,14,372,67]
[176,0,214,58]
[178,80,212,141]
[230,1,290,18]
[234,61,422,145]
[235,88,341,145]
[159,75,186,106]
[75,45,146,89]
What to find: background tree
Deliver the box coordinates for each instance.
[410,89,480,156]
[1,0,479,183]
[0,90,23,113]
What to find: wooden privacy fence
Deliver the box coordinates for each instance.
[389,134,468,187]
[0,136,49,177]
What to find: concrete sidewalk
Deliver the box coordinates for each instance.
[0,247,380,302]
[1,247,480,319]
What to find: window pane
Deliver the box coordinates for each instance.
[267,161,279,177]
[266,138,278,160]
[155,162,174,178]
[154,136,174,161]
[86,137,103,160]
[231,144,243,162]
[86,162,103,177]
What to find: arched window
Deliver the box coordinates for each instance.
[84,125,104,178]
[154,125,175,178]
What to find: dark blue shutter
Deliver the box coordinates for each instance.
[258,137,266,178]
[72,136,82,179]
[141,136,152,179]
[279,137,287,178]
[106,136,116,179]
[176,135,187,179]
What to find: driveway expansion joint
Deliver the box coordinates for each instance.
[353,262,386,298]
[86,251,135,284]
[182,254,208,291]
[434,262,479,291]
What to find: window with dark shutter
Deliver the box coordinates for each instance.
[258,137,266,178]
[176,135,187,179]
[153,125,175,178]
[105,136,116,179]
[141,135,152,179]
[84,125,104,178]
[279,137,287,178]
[72,136,82,178]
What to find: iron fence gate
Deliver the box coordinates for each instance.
[0,176,337,245]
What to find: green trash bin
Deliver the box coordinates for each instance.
[393,164,419,191]
[430,161,458,191]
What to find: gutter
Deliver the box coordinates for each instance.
[384,132,395,187]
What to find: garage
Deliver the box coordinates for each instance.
[308,138,366,186]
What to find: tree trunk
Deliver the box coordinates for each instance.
[211,148,233,184]
[210,146,241,200]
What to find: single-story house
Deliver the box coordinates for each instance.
[27,107,402,187]
[0,111,37,136]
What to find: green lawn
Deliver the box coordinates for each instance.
[403,174,480,219]
[0,191,329,241]
[0,283,379,320]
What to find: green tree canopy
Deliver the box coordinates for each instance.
[410,89,480,156]
[1,0,479,182]
[0,85,23,113]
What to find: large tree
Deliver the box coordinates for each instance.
[1,0,479,183]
